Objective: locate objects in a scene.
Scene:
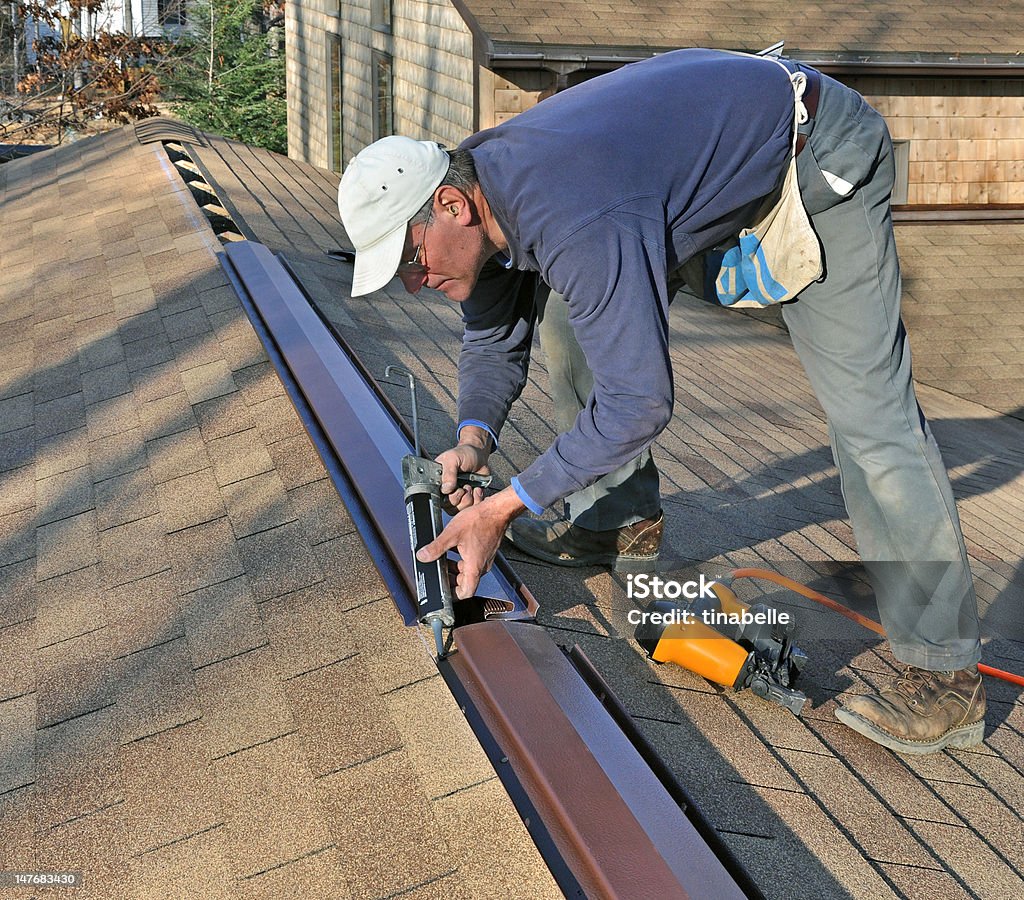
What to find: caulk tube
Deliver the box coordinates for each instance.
[402,456,455,655]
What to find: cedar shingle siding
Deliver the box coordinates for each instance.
[287,1,1024,205]
[854,78,1024,205]
[286,0,475,171]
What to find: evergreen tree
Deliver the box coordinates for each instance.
[168,0,286,154]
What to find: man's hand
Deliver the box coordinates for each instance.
[416,487,526,599]
[436,424,493,512]
[435,444,489,512]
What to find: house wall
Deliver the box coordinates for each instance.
[285,6,1024,205]
[284,2,333,168]
[477,68,1024,206]
[832,75,1024,205]
[478,68,553,130]
[285,0,475,171]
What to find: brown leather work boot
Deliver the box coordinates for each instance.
[835,665,985,755]
[505,513,663,573]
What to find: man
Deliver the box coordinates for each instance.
[338,48,985,755]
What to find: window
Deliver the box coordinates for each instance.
[372,51,393,141]
[371,0,393,33]
[892,140,910,205]
[158,0,186,26]
[329,37,344,173]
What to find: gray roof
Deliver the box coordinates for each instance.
[456,0,1024,65]
[2,120,1023,896]
[0,125,558,899]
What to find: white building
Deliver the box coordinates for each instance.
[22,0,186,65]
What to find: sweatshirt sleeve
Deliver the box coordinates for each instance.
[514,200,678,510]
[455,259,538,443]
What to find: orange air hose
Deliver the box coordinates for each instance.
[729,567,1024,688]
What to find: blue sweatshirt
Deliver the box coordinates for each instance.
[456,49,795,512]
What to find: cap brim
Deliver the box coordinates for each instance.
[350,224,408,297]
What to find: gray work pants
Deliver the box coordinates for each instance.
[784,72,980,669]
[536,71,981,670]
[535,282,662,531]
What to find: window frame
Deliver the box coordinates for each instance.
[328,36,344,173]
[371,50,394,141]
[371,0,393,34]
[892,139,910,206]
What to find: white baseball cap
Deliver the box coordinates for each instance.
[337,136,450,296]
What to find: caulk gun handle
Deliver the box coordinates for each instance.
[455,472,492,489]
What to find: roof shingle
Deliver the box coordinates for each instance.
[0,125,559,898]
[458,0,1024,60]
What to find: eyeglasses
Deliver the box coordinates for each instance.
[396,206,433,277]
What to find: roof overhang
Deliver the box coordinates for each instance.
[791,52,1024,78]
[483,41,1024,78]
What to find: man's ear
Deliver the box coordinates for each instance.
[436,185,474,224]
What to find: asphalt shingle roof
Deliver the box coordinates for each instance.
[0,126,559,899]
[457,0,1024,60]
[2,120,1022,897]
[900,222,1024,417]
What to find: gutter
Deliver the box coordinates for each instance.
[481,40,1024,79]
[893,205,1024,225]
[796,59,1024,78]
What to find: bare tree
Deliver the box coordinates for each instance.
[2,0,169,145]
[2,0,286,151]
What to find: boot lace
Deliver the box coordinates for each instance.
[893,667,938,704]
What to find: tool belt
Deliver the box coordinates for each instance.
[706,61,824,309]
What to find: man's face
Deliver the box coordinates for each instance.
[396,201,490,302]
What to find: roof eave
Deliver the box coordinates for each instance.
[794,52,1024,78]
[485,41,1024,78]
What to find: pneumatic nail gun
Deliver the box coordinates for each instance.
[634,578,808,714]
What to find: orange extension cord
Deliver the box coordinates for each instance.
[729,567,1024,688]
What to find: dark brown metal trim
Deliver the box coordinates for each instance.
[436,655,586,896]
[566,646,768,900]
[448,621,748,900]
[223,238,760,898]
[223,240,535,623]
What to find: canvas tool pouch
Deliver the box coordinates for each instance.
[706,67,823,308]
